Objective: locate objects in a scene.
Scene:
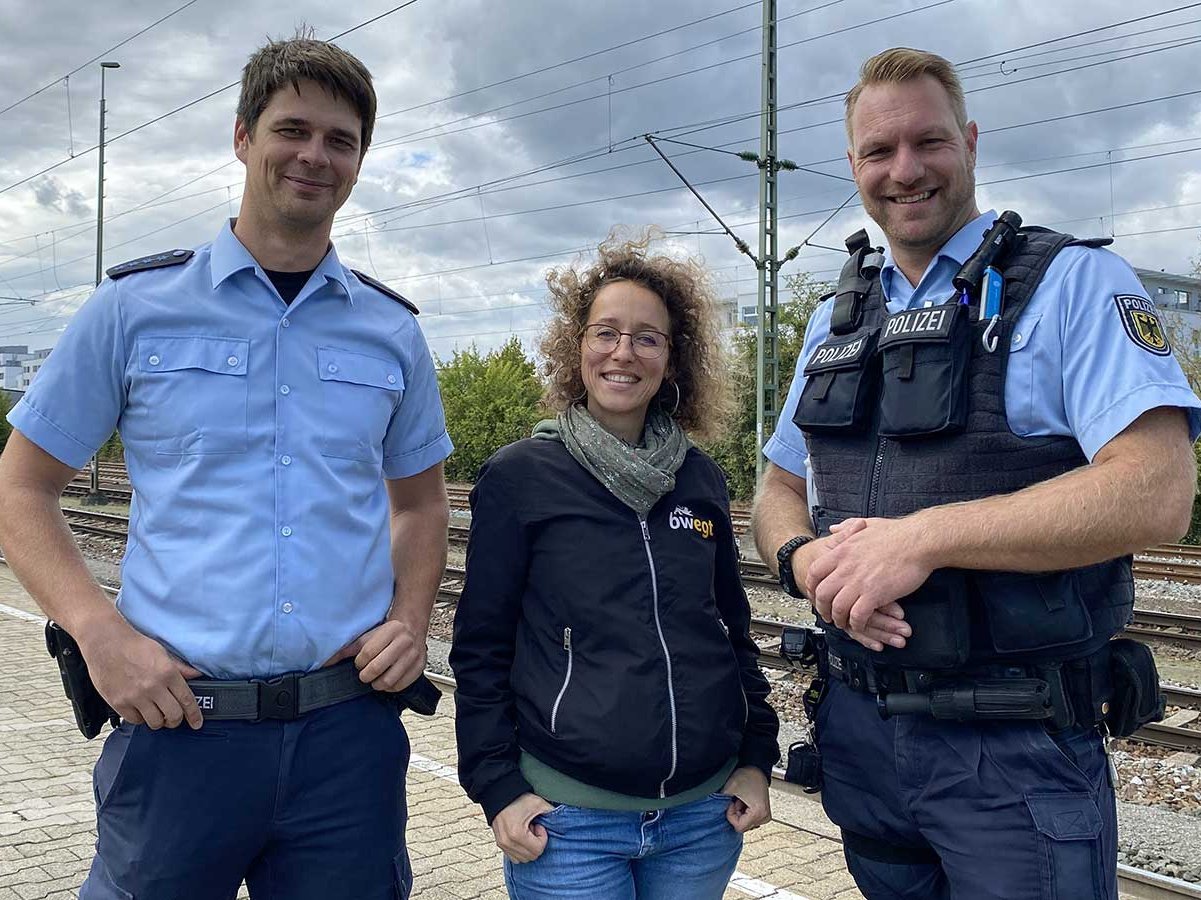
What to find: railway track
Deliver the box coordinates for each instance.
[3,548,1198,897]
[433,564,1201,754]
[63,481,133,503]
[61,507,133,539]
[66,463,1201,571]
[735,550,1201,586]
[67,513,1201,651]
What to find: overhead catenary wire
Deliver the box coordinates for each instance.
[6,0,1188,248]
[0,0,423,199]
[5,120,1200,290]
[372,0,964,150]
[2,4,1201,319]
[379,0,765,118]
[0,0,203,119]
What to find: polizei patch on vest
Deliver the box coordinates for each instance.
[1113,294,1171,356]
[878,305,956,348]
[804,330,874,374]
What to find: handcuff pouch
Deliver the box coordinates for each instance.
[1104,638,1165,737]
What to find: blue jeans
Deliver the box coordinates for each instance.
[80,694,413,900]
[503,793,744,900]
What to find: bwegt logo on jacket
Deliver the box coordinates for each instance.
[668,505,715,539]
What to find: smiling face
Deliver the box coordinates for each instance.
[580,280,672,443]
[848,75,980,273]
[234,78,363,237]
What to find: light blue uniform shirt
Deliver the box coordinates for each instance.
[10,221,453,678]
[765,210,1201,503]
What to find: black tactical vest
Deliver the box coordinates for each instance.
[794,227,1134,672]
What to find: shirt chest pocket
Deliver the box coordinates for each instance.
[136,336,250,454]
[318,346,404,463]
[1005,313,1042,435]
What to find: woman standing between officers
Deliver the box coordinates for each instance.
[450,232,780,899]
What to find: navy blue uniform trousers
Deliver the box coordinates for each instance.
[816,678,1117,900]
[81,693,413,900]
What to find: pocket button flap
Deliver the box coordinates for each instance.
[139,336,249,375]
[1025,793,1102,841]
[317,346,402,390]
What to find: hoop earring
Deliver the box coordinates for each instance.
[663,381,681,416]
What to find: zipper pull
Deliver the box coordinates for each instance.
[640,519,650,541]
[563,626,572,650]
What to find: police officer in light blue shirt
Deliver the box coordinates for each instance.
[753,48,1200,900]
[767,207,1201,509]
[0,35,450,900]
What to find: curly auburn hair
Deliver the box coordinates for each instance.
[540,231,733,443]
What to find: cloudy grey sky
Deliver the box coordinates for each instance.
[1,0,1199,357]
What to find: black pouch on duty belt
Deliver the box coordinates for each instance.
[784,675,828,793]
[857,569,972,670]
[877,301,971,438]
[1104,638,1165,737]
[793,327,880,435]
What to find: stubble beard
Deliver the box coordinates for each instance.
[872,170,978,259]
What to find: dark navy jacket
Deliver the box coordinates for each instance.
[450,438,780,823]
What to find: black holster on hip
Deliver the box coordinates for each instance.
[45,621,119,740]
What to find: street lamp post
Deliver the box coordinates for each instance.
[83,61,120,507]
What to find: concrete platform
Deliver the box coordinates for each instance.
[0,565,862,899]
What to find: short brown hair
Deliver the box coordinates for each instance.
[540,231,733,443]
[237,34,377,156]
[844,48,967,145]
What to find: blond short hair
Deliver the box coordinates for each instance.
[844,48,968,145]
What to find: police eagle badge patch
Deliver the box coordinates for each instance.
[1113,294,1171,356]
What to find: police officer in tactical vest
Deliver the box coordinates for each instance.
[753,48,1201,899]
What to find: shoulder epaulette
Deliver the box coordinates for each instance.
[351,269,419,315]
[106,249,193,280]
[1065,236,1114,249]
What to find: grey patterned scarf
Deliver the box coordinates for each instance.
[532,404,691,517]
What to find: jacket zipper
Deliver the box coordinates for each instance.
[549,626,573,735]
[640,517,678,798]
[867,435,888,516]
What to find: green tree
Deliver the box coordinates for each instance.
[702,274,831,500]
[437,337,545,483]
[1161,314,1201,544]
[1189,439,1201,546]
[0,391,11,453]
[98,430,123,460]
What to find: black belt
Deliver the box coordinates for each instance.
[188,660,374,721]
[822,645,1110,730]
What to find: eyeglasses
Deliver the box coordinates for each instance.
[583,324,670,359]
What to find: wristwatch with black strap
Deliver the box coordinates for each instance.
[776,534,814,599]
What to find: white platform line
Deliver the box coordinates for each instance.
[728,872,814,900]
[0,602,44,624]
[408,752,810,899]
[3,583,814,899]
[410,752,460,784]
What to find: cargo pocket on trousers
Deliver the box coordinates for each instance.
[1025,794,1103,900]
[393,849,413,900]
